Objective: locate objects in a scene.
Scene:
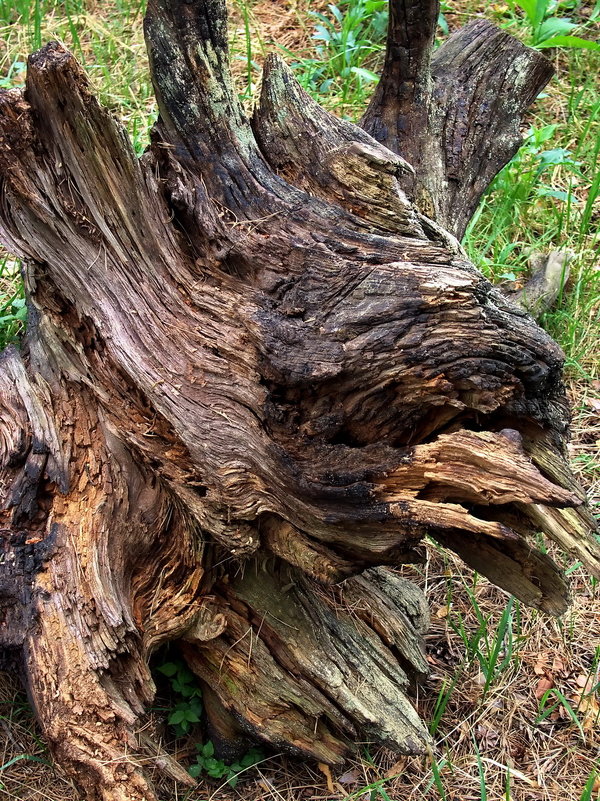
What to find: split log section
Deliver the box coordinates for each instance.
[0,1,598,799]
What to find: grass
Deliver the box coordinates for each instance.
[0,254,25,349]
[287,0,387,111]
[0,0,599,800]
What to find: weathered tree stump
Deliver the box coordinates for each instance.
[0,1,598,799]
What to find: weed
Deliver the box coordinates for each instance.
[287,0,387,112]
[427,752,449,800]
[0,58,26,88]
[0,753,52,791]
[535,686,586,738]
[579,767,600,801]
[0,255,25,349]
[464,123,583,280]
[344,775,397,800]
[290,1,455,114]
[505,0,600,49]
[156,659,203,736]
[233,0,259,101]
[156,656,265,786]
[189,740,264,787]
[429,671,461,736]
[472,736,488,801]
[448,588,519,696]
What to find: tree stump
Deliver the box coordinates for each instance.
[0,1,598,799]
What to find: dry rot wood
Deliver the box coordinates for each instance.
[0,1,597,799]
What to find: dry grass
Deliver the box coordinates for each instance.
[231,0,324,62]
[0,1,599,799]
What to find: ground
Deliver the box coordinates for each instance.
[0,1,598,799]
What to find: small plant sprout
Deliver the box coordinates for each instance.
[156,656,265,785]
[156,659,203,736]
[189,741,264,787]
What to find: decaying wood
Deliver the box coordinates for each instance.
[0,1,597,799]
[361,9,554,236]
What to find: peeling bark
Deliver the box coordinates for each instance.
[0,1,597,799]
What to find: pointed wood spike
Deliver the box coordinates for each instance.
[360,0,442,211]
[254,53,425,236]
[378,429,580,508]
[261,514,359,583]
[429,20,554,236]
[341,567,430,680]
[522,429,586,502]
[144,0,262,174]
[433,529,570,615]
[361,15,554,236]
[184,560,432,762]
[520,503,600,579]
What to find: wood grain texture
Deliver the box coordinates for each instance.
[0,2,596,798]
[361,15,555,236]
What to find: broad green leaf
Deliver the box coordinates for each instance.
[328,4,343,23]
[536,35,600,49]
[537,17,576,41]
[350,66,379,83]
[241,749,263,767]
[532,123,558,144]
[536,187,572,201]
[156,662,178,677]
[168,709,185,725]
[364,0,386,11]
[516,0,538,27]
[312,24,332,43]
[537,147,574,166]
[533,0,549,29]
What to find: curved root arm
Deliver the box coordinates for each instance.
[0,1,597,800]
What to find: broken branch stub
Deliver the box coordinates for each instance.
[361,10,555,237]
[0,1,597,799]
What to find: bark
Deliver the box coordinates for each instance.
[361,9,554,237]
[0,1,597,799]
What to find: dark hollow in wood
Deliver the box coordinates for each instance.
[0,1,597,799]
